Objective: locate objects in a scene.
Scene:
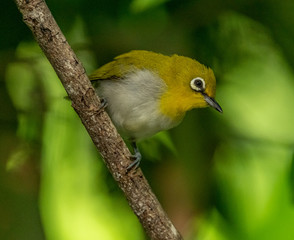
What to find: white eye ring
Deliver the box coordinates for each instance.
[190,77,205,92]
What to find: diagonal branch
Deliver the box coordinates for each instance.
[14,0,183,239]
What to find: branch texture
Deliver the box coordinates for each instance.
[14,0,183,239]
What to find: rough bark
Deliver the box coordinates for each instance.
[14,0,183,239]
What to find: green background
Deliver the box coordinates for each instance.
[1,0,294,239]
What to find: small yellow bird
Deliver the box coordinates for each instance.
[89,50,222,169]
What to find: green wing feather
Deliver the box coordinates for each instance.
[88,50,168,82]
[89,59,129,81]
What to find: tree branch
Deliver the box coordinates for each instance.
[14,0,183,239]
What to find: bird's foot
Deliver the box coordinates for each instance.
[97,98,108,113]
[127,151,142,172]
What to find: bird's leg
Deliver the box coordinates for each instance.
[85,98,107,117]
[127,141,142,171]
[97,98,108,112]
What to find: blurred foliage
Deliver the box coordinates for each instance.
[1,0,294,239]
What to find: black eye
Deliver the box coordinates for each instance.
[195,79,203,88]
[190,77,205,92]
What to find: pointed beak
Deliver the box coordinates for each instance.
[203,93,223,113]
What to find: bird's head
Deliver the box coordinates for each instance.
[159,55,222,120]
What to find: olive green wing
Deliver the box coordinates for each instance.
[88,51,144,82]
[89,61,126,82]
[88,50,166,82]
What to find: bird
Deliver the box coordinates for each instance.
[89,50,222,170]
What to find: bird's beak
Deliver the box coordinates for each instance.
[203,93,223,113]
